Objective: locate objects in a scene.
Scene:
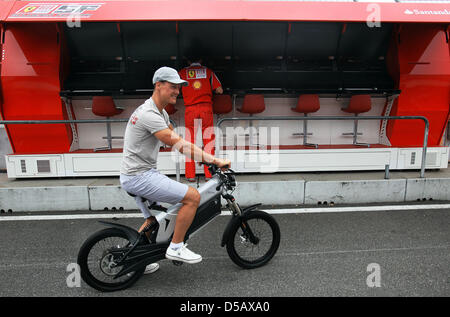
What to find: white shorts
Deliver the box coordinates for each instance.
[120,169,189,218]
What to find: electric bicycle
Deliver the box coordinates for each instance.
[77,163,281,292]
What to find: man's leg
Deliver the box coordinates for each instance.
[138,216,160,274]
[171,186,200,243]
[122,170,201,263]
[166,186,203,264]
[138,216,157,241]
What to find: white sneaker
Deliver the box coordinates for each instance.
[165,243,202,264]
[144,263,159,274]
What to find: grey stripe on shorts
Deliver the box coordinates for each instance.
[120,169,188,218]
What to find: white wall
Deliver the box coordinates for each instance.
[0,125,12,171]
[71,96,387,150]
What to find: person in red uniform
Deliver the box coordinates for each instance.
[179,58,223,181]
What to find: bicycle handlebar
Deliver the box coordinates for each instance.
[200,162,231,175]
[200,162,229,169]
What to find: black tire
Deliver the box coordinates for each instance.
[226,210,280,269]
[77,228,146,292]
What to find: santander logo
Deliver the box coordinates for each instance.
[404,8,450,15]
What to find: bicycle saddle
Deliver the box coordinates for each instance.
[126,192,168,212]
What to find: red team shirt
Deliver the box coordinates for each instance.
[178,63,222,106]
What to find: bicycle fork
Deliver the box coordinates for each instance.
[223,194,259,245]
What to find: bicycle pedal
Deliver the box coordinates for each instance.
[172,260,184,266]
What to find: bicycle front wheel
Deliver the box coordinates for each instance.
[226,210,280,269]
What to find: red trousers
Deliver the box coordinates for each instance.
[184,103,215,179]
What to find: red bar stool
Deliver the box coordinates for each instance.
[291,94,320,148]
[92,96,123,152]
[239,94,266,115]
[341,95,372,147]
[238,94,266,147]
[213,95,232,115]
[213,95,233,150]
[165,103,177,115]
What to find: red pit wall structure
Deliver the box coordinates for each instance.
[386,24,450,147]
[1,0,449,154]
[0,23,73,154]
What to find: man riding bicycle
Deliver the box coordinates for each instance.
[120,67,230,272]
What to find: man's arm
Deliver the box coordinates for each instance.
[211,71,223,95]
[154,128,228,166]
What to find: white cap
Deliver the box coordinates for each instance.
[152,66,188,86]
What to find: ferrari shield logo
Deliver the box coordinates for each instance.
[24,6,38,13]
[193,80,202,89]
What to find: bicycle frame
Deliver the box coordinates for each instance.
[154,175,223,243]
[78,163,280,292]
[101,173,228,279]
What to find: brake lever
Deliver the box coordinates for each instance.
[225,168,235,174]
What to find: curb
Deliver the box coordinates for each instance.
[2,177,450,212]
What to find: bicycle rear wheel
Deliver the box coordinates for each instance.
[226,210,280,269]
[77,228,145,292]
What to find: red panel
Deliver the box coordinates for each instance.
[1,22,72,154]
[0,1,16,21]
[4,1,450,23]
[387,24,450,147]
[0,21,14,153]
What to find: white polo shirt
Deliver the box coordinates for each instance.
[120,97,170,175]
